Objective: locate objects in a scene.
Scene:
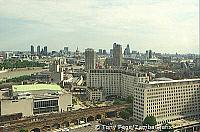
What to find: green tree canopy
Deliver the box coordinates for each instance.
[126,96,133,104]
[0,59,46,69]
[143,116,157,126]
[119,109,132,120]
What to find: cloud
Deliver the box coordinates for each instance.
[0,0,199,53]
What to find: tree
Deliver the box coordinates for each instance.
[126,96,133,104]
[143,116,157,126]
[113,99,121,105]
[126,106,133,115]
[119,109,132,120]
[113,98,125,105]
[18,128,28,132]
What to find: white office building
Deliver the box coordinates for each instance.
[133,78,200,125]
[87,69,200,125]
[87,69,148,98]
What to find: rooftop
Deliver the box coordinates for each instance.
[149,78,200,85]
[170,119,200,129]
[12,84,62,92]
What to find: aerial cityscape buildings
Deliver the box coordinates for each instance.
[0,41,199,131]
[0,1,199,131]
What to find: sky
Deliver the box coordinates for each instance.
[0,0,199,54]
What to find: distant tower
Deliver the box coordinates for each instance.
[85,48,96,70]
[98,49,103,55]
[146,50,153,59]
[149,50,153,59]
[31,45,34,55]
[64,47,69,54]
[112,43,122,67]
[75,47,79,56]
[110,49,113,57]
[37,45,40,55]
[124,44,130,56]
[103,49,107,55]
[44,46,48,56]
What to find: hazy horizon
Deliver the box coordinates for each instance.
[0,0,199,54]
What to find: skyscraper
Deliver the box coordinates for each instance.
[64,47,68,54]
[85,48,96,70]
[146,50,153,59]
[31,45,34,55]
[103,49,107,55]
[110,49,113,57]
[98,49,103,55]
[124,44,130,55]
[37,45,40,55]
[44,46,48,56]
[112,43,122,67]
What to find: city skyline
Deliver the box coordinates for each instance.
[0,0,199,54]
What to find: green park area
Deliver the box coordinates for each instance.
[0,59,46,70]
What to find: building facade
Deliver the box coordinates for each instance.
[85,48,96,70]
[0,84,72,117]
[86,87,103,101]
[133,79,200,125]
[87,69,200,125]
[112,43,122,67]
[44,46,48,56]
[31,45,34,55]
[37,45,40,56]
[87,69,148,98]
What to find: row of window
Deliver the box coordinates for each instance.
[148,85,200,92]
[147,106,198,112]
[147,109,198,117]
[147,103,198,109]
[34,100,58,108]
[33,106,59,114]
[147,97,199,102]
[147,90,199,96]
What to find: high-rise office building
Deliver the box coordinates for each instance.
[146,50,153,59]
[31,45,34,55]
[124,44,130,55]
[98,49,103,55]
[112,43,122,67]
[37,45,40,55]
[44,46,48,56]
[103,49,107,55]
[85,48,96,70]
[110,49,113,57]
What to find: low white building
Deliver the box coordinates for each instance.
[0,84,72,117]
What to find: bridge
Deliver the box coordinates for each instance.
[1,104,128,132]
